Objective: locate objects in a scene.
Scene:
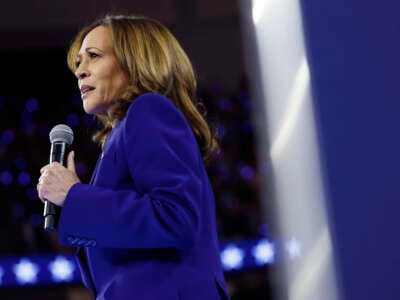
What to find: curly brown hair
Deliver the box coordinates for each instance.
[67,15,218,163]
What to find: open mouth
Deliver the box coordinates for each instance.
[81,86,95,98]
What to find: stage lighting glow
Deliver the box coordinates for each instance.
[18,171,31,186]
[13,258,39,284]
[48,256,75,282]
[220,244,245,270]
[252,239,275,265]
[0,239,272,287]
[286,237,301,259]
[25,98,39,113]
[252,0,268,25]
[240,165,255,180]
[1,171,13,185]
[2,130,14,145]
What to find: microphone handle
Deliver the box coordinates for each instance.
[43,142,69,231]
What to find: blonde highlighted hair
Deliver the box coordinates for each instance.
[67,15,217,163]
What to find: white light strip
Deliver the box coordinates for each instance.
[289,227,334,300]
[241,0,340,298]
[252,0,269,25]
[270,56,310,161]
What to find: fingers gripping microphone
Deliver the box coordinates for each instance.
[43,124,74,231]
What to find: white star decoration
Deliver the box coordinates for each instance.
[252,239,275,265]
[220,245,244,270]
[48,256,75,282]
[286,237,301,259]
[13,258,39,284]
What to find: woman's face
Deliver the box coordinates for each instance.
[75,26,129,116]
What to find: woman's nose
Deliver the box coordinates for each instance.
[75,64,89,79]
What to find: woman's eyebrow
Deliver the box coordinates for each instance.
[85,47,104,53]
[76,47,104,60]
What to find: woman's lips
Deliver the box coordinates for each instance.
[80,85,95,99]
[82,90,93,99]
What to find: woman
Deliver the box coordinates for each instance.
[37,15,229,300]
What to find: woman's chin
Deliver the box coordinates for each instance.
[83,105,107,116]
[82,97,110,116]
[83,105,98,116]
[82,104,93,115]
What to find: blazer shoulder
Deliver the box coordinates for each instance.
[124,93,191,133]
[127,93,178,116]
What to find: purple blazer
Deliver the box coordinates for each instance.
[57,93,229,300]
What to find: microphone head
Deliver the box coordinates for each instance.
[49,124,74,145]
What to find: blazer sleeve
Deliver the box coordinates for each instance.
[58,93,202,250]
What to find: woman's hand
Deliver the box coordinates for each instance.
[37,151,80,206]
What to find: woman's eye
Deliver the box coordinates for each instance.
[75,60,81,68]
[89,52,99,59]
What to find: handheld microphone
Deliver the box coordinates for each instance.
[43,124,74,231]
